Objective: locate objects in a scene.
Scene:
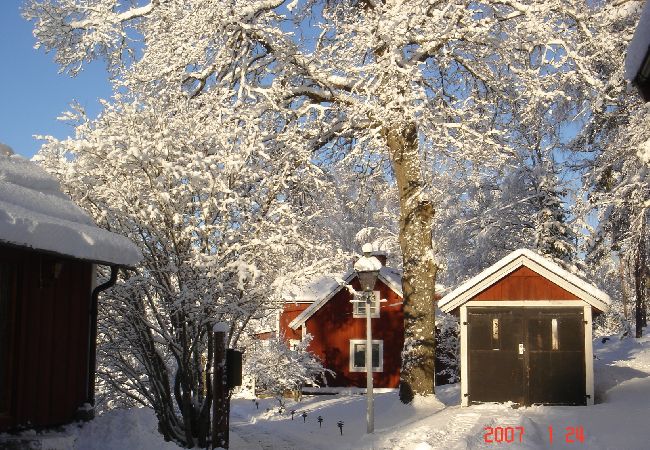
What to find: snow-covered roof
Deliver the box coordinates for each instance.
[288,266,403,330]
[625,0,650,82]
[438,249,610,314]
[283,275,344,303]
[0,154,142,266]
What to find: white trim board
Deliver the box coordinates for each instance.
[465,300,586,307]
[460,305,469,406]
[584,305,594,405]
[439,249,610,314]
[352,291,381,318]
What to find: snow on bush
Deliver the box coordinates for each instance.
[245,335,333,406]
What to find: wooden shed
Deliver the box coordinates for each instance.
[439,249,610,407]
[0,152,141,434]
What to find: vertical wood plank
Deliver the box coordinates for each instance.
[212,330,229,449]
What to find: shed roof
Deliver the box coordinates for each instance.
[438,249,610,314]
[0,153,142,266]
[288,266,404,330]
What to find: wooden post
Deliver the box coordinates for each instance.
[365,291,374,434]
[636,217,647,338]
[212,324,229,449]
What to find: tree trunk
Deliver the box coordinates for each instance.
[212,330,229,449]
[383,124,438,403]
[635,217,647,338]
[619,254,629,320]
[198,330,214,448]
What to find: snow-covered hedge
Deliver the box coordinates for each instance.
[245,335,333,406]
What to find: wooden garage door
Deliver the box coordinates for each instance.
[468,307,586,406]
[527,309,586,405]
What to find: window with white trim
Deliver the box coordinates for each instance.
[349,339,383,372]
[289,339,301,351]
[551,319,559,351]
[352,291,381,318]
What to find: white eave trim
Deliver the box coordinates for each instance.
[438,249,610,314]
[288,269,403,330]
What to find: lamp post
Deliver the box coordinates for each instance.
[353,243,382,434]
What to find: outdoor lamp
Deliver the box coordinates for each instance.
[354,243,381,292]
[352,243,382,434]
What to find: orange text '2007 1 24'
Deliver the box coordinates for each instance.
[483,426,585,444]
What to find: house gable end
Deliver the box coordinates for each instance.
[288,273,354,330]
[289,268,403,330]
[301,274,404,388]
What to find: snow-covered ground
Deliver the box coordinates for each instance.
[59,334,650,449]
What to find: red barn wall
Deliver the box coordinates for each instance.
[303,278,404,388]
[472,266,579,301]
[0,246,93,432]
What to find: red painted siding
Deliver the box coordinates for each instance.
[472,266,579,301]
[1,246,93,432]
[279,303,311,341]
[303,278,404,388]
[254,331,274,341]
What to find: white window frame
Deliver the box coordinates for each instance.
[352,291,381,318]
[289,339,301,351]
[349,339,383,372]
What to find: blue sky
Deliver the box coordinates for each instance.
[0,1,111,159]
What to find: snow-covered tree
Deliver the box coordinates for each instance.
[573,2,649,338]
[26,0,624,403]
[34,92,337,447]
[434,143,578,288]
[245,335,332,406]
[582,120,649,338]
[310,166,401,260]
[435,313,460,385]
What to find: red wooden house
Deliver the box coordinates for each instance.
[0,152,141,438]
[279,252,406,389]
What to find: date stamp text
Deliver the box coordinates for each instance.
[483,425,585,444]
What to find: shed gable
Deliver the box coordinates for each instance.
[439,249,610,314]
[473,266,579,301]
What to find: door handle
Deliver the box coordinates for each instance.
[518,343,525,355]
